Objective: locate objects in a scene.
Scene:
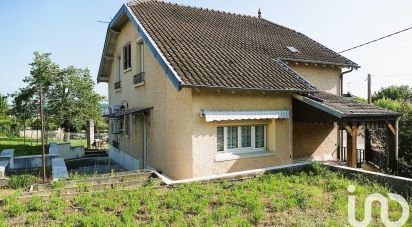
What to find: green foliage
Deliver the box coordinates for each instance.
[372,85,412,103]
[11,52,105,133]
[372,85,412,166]
[7,174,36,189]
[354,96,368,103]
[0,164,411,226]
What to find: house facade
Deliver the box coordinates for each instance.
[98,1,400,180]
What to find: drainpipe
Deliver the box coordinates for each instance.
[340,67,354,96]
[143,113,147,169]
[338,67,354,160]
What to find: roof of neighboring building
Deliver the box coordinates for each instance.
[98,1,358,92]
[302,92,401,118]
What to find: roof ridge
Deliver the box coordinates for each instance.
[127,0,263,19]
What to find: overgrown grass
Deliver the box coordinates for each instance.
[0,137,85,156]
[0,164,411,226]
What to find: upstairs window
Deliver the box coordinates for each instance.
[123,43,132,70]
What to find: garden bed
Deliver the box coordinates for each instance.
[0,164,410,226]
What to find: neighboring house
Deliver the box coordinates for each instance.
[97,1,401,180]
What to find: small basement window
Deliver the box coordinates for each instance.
[217,125,267,153]
[123,43,132,70]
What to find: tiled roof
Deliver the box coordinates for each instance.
[127,1,357,92]
[306,92,401,118]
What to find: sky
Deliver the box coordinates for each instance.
[1,0,412,103]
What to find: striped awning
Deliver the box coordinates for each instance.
[201,110,289,122]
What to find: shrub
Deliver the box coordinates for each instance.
[4,195,26,217]
[7,174,36,189]
[28,196,44,212]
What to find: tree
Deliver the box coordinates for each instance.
[12,52,105,141]
[372,86,412,165]
[47,66,105,138]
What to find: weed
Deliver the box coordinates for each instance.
[28,196,44,212]
[4,195,26,217]
[7,174,36,189]
[26,212,41,225]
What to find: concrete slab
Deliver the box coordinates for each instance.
[0,149,14,169]
[52,158,69,181]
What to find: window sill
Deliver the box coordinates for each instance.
[134,82,145,88]
[215,151,276,162]
[115,89,122,92]
[123,68,132,73]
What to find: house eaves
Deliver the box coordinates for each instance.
[97,4,183,90]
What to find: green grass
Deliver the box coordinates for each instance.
[0,137,85,156]
[0,164,411,226]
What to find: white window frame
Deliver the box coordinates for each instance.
[217,125,267,154]
[122,42,132,72]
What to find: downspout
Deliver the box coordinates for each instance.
[143,113,148,169]
[338,67,354,160]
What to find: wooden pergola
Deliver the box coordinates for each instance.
[293,92,401,170]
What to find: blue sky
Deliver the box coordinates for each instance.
[1,0,412,102]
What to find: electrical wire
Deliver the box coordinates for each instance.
[339,25,412,53]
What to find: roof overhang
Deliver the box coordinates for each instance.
[292,93,401,122]
[201,110,289,122]
[97,4,183,90]
[104,106,152,118]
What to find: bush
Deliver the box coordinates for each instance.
[7,174,36,189]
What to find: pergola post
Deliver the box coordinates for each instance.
[364,128,372,162]
[346,123,358,168]
[385,120,397,171]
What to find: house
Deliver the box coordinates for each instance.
[97,1,401,180]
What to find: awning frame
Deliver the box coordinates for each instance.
[201,110,289,122]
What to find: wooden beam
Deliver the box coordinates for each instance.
[385,121,396,136]
[347,124,358,168]
[343,124,353,136]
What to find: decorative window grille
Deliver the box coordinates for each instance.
[255,125,265,148]
[217,127,224,152]
[133,72,145,85]
[227,126,238,149]
[241,126,251,148]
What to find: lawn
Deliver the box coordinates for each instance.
[0,137,86,156]
[0,164,411,226]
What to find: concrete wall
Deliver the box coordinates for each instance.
[290,65,341,95]
[107,21,193,179]
[191,90,293,177]
[109,145,140,170]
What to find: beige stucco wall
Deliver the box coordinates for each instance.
[291,65,341,160]
[290,65,341,95]
[191,90,293,177]
[293,122,338,160]
[107,21,193,179]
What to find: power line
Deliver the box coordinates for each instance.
[338,25,412,53]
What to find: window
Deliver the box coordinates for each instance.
[241,126,251,148]
[227,126,238,149]
[255,125,265,148]
[123,43,132,70]
[217,125,266,153]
